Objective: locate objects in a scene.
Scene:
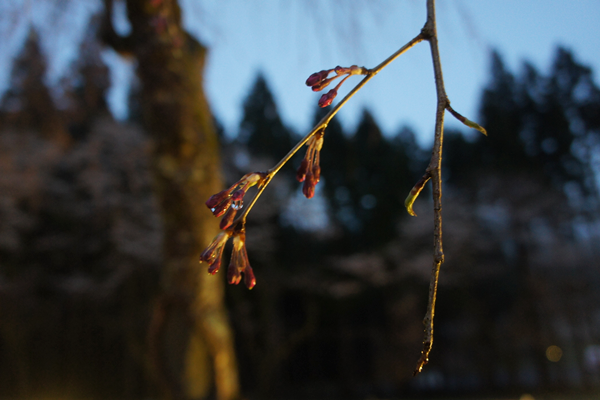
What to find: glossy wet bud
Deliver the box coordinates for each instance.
[211,197,232,217]
[206,189,232,210]
[219,207,237,230]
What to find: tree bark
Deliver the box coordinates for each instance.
[102,1,240,399]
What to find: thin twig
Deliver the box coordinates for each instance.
[236,32,425,225]
[205,0,486,375]
[414,0,448,376]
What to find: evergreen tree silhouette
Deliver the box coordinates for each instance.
[239,73,292,159]
[0,29,64,140]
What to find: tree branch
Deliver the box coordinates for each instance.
[236,32,425,226]
[414,0,448,376]
[200,0,486,377]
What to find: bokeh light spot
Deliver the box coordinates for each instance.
[546,345,563,362]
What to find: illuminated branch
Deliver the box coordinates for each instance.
[199,0,486,375]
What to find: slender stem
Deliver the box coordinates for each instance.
[414,0,449,376]
[236,32,425,225]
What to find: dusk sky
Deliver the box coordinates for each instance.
[1,0,600,146]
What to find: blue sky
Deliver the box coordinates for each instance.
[2,0,600,147]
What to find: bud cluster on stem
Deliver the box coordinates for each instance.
[306,65,368,108]
[205,172,266,230]
[199,28,426,292]
[199,229,255,290]
[296,129,324,199]
[199,172,266,289]
[199,1,487,375]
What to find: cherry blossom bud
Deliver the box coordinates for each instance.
[199,231,231,275]
[228,263,242,285]
[228,233,252,286]
[231,189,246,210]
[296,158,310,182]
[244,266,256,290]
[206,188,232,210]
[207,251,224,275]
[302,171,316,199]
[335,65,351,75]
[306,70,329,87]
[219,207,237,230]
[211,197,232,218]
[312,164,321,183]
[311,79,333,92]
[318,89,337,108]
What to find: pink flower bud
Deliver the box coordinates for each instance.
[211,197,232,217]
[318,89,337,108]
[228,263,242,285]
[312,165,321,183]
[199,232,229,263]
[199,232,231,275]
[227,233,253,287]
[296,158,309,182]
[207,251,223,275]
[206,189,232,210]
[231,189,246,210]
[311,78,333,92]
[302,172,316,199]
[244,266,256,290]
[219,207,237,230]
[305,70,329,87]
[334,65,350,75]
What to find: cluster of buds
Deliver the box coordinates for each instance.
[296,130,324,199]
[199,230,256,289]
[306,65,368,107]
[205,172,265,230]
[200,172,265,289]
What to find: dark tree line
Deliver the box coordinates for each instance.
[1,19,599,400]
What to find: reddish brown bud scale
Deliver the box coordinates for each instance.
[228,264,242,285]
[207,253,223,275]
[296,159,309,182]
[302,172,316,199]
[201,229,257,290]
[206,189,231,210]
[311,78,333,92]
[219,207,237,230]
[231,189,245,202]
[244,266,256,290]
[199,232,231,277]
[312,165,321,183]
[305,70,329,86]
[199,249,214,264]
[211,197,232,217]
[306,73,321,86]
[318,89,337,107]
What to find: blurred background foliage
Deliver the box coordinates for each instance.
[1,4,600,400]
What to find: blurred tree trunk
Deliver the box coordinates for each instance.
[101,1,239,399]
